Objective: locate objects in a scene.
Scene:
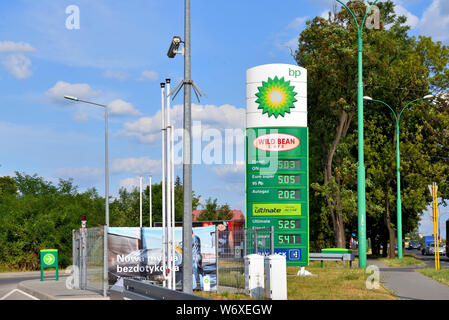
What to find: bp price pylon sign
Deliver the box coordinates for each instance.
[246,64,309,266]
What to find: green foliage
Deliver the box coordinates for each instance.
[197,198,234,221]
[217,204,234,221]
[295,1,449,250]
[0,176,17,196]
[0,172,202,270]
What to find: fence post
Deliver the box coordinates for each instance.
[79,228,83,289]
[82,228,87,289]
[270,226,274,255]
[215,226,219,290]
[77,230,81,289]
[72,229,75,273]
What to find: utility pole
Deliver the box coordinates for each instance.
[182,0,193,294]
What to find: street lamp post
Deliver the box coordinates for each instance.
[149,175,152,227]
[364,95,433,259]
[336,0,379,268]
[167,0,193,293]
[64,95,109,296]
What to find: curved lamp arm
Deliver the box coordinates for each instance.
[336,0,360,32]
[398,97,430,123]
[370,98,398,123]
[336,0,379,34]
[362,0,380,32]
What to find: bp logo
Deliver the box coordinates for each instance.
[255,76,297,118]
[43,253,55,265]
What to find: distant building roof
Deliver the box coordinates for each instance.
[192,209,244,221]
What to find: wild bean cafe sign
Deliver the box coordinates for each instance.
[246,63,309,266]
[253,133,300,152]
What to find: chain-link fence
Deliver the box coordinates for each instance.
[72,227,105,294]
[216,227,274,290]
[73,225,274,293]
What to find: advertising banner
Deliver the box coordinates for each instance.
[108,226,216,291]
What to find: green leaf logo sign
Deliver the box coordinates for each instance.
[255,76,297,118]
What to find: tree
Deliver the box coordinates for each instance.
[295,1,449,252]
[109,176,202,227]
[217,204,234,221]
[197,197,219,221]
[0,176,17,196]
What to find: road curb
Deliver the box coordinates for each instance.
[0,271,58,278]
[17,281,56,300]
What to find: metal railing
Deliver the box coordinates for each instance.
[122,278,209,300]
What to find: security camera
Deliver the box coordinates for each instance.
[167,36,182,58]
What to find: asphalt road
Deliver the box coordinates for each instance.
[407,248,449,269]
[0,273,41,300]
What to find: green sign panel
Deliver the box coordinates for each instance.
[40,249,59,281]
[246,127,309,266]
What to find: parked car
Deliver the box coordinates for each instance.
[424,243,446,255]
[408,240,420,250]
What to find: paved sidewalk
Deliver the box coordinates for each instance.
[367,259,449,300]
[18,275,110,300]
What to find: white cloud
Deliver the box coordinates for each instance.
[2,54,32,80]
[320,10,333,20]
[0,41,36,53]
[137,70,159,81]
[103,70,130,81]
[287,16,308,29]
[54,166,103,178]
[418,0,449,42]
[72,111,89,122]
[0,41,36,80]
[110,157,161,175]
[118,177,141,191]
[395,4,420,29]
[118,176,153,191]
[211,164,244,182]
[211,183,244,193]
[109,99,142,117]
[121,103,245,144]
[45,81,101,105]
[45,82,141,120]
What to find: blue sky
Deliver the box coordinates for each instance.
[0,0,447,235]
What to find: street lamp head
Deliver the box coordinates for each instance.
[363,96,373,101]
[423,95,434,100]
[167,36,182,58]
[64,95,79,101]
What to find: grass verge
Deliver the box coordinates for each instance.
[285,261,396,300]
[416,268,449,287]
[376,254,424,267]
[196,261,397,300]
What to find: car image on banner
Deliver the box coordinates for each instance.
[108,226,216,291]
